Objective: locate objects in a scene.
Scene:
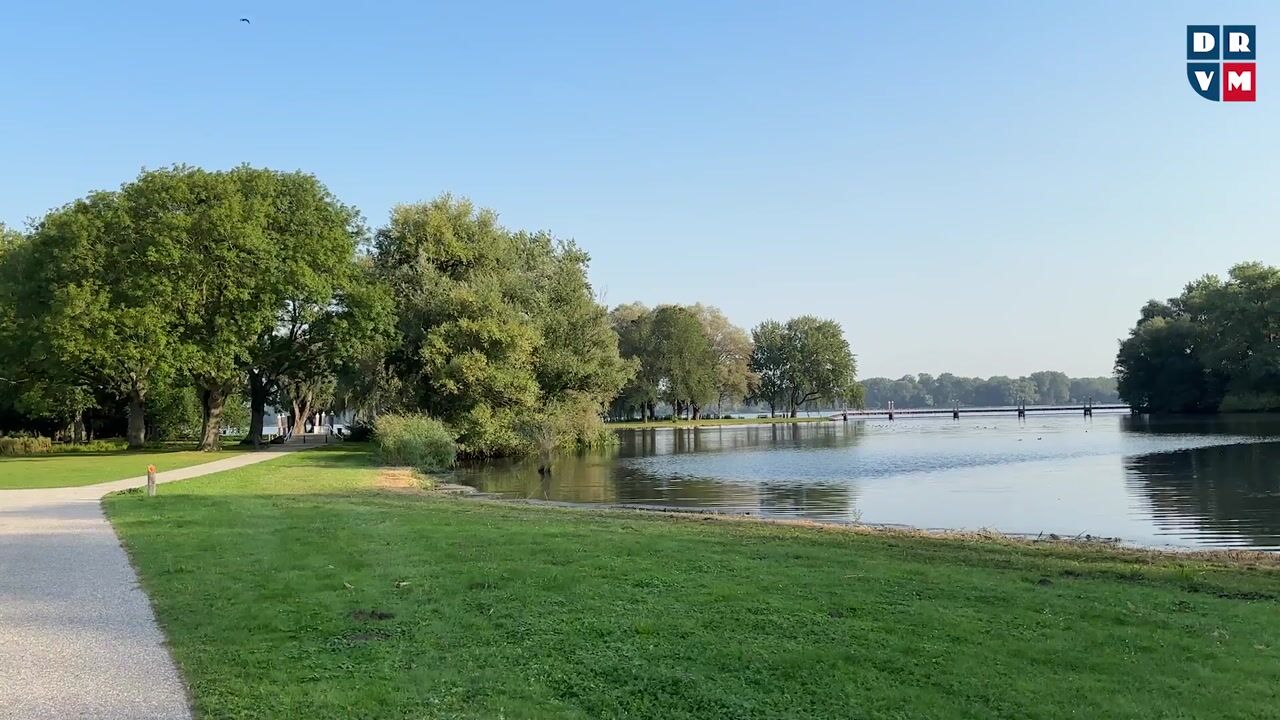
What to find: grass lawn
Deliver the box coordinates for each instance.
[0,447,243,489]
[105,445,1280,719]
[608,415,834,429]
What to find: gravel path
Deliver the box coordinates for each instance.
[0,442,313,719]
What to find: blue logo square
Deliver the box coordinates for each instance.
[1188,25,1220,59]
[1223,25,1256,60]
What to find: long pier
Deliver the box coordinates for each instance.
[830,400,1128,420]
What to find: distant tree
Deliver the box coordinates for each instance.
[609,303,656,420]
[750,316,856,417]
[1029,371,1071,404]
[650,305,717,420]
[1116,262,1277,413]
[748,320,788,416]
[691,304,753,416]
[1068,376,1119,403]
[1116,316,1220,413]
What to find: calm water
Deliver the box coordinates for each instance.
[454,412,1280,550]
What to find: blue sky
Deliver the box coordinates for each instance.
[2,1,1276,378]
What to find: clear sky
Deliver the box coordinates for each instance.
[2,1,1276,379]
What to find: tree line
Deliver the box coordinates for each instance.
[1115,262,1278,413]
[608,307,858,420]
[859,372,1119,409]
[0,166,862,455]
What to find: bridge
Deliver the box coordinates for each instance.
[829,400,1129,420]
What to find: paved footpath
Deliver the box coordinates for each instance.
[0,443,312,720]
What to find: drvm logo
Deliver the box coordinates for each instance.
[1187,25,1256,102]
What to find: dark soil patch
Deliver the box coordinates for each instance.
[351,608,396,622]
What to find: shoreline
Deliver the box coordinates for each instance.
[440,490,1280,565]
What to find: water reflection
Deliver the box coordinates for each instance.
[1127,441,1280,549]
[453,414,1280,549]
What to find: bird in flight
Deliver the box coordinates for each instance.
[240,17,251,24]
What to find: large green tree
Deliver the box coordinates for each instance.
[749,316,857,417]
[1116,263,1277,413]
[375,195,627,455]
[691,304,754,416]
[18,191,183,447]
[609,302,658,420]
[235,170,366,444]
[650,305,718,420]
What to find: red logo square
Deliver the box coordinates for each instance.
[1222,62,1256,101]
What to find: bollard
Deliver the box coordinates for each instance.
[146,464,157,497]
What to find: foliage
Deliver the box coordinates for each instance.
[609,302,659,420]
[650,305,718,418]
[16,191,178,447]
[749,316,857,416]
[610,303,749,421]
[106,446,1280,719]
[1116,262,1279,413]
[690,304,754,413]
[373,413,458,472]
[860,372,1118,409]
[344,420,375,442]
[374,195,627,456]
[0,434,53,456]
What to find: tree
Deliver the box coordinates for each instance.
[1116,316,1218,412]
[519,231,632,417]
[1115,262,1277,413]
[691,304,753,416]
[19,192,183,448]
[1029,371,1071,404]
[236,171,365,444]
[750,316,857,417]
[781,316,857,416]
[610,303,657,420]
[375,195,626,455]
[748,320,788,416]
[650,305,717,419]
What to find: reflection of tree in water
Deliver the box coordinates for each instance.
[1122,414,1280,438]
[618,422,865,457]
[459,423,864,520]
[1126,441,1280,548]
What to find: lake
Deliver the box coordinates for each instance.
[453,412,1280,550]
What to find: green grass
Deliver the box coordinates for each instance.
[609,415,833,429]
[0,446,243,489]
[105,445,1280,719]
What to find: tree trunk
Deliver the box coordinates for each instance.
[199,385,228,451]
[691,404,701,421]
[72,412,86,444]
[290,393,313,436]
[127,390,146,449]
[244,371,269,446]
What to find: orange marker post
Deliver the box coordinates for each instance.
[146,464,157,497]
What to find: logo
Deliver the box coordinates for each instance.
[1187,25,1256,101]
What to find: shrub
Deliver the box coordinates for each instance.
[54,438,130,453]
[373,414,457,471]
[0,435,54,456]
[345,421,374,442]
